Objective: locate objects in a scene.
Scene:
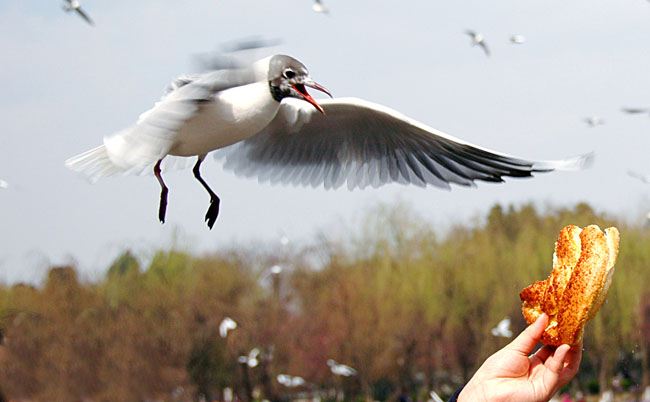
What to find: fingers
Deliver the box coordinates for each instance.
[532,344,554,362]
[506,313,549,355]
[559,342,583,384]
[544,344,571,374]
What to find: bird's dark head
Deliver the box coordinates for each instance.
[268,55,331,114]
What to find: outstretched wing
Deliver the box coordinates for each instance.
[74,7,94,26]
[218,97,592,190]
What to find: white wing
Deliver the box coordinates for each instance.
[66,67,260,180]
[218,97,593,191]
[219,317,237,338]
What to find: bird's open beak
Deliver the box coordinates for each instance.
[293,80,332,115]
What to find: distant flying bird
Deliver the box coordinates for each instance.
[66,53,592,229]
[312,0,329,14]
[465,30,490,56]
[583,116,605,127]
[219,317,237,338]
[429,391,445,402]
[491,317,513,338]
[327,359,357,376]
[508,35,526,44]
[238,347,260,368]
[0,179,7,189]
[277,374,306,387]
[628,170,650,184]
[62,0,94,26]
[621,107,650,116]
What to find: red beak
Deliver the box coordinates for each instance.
[293,81,332,115]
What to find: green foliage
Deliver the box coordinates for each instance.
[0,202,648,401]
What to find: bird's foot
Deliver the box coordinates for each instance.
[205,196,220,229]
[158,188,168,224]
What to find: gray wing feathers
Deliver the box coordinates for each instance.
[220,98,591,190]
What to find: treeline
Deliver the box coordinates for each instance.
[1,202,649,401]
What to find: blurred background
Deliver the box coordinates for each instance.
[1,0,650,401]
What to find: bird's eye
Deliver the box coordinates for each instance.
[283,69,296,79]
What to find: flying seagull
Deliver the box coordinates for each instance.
[508,35,526,44]
[465,30,490,57]
[238,347,260,368]
[491,316,513,338]
[628,170,650,184]
[429,391,445,402]
[277,374,306,387]
[621,107,650,116]
[65,53,592,229]
[62,0,94,26]
[583,116,605,127]
[312,0,329,14]
[219,317,237,338]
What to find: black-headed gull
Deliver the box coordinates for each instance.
[628,170,650,184]
[621,107,650,116]
[491,316,513,338]
[327,359,357,376]
[465,30,490,57]
[66,54,592,228]
[238,347,260,368]
[508,35,526,45]
[583,117,605,127]
[62,0,94,26]
[219,317,237,338]
[312,0,329,14]
[277,374,306,387]
[429,391,445,402]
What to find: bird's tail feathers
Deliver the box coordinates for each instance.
[65,145,127,182]
[532,152,594,172]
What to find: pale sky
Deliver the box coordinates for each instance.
[1,0,650,284]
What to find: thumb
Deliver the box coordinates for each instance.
[506,313,548,355]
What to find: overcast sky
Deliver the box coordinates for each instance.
[1,0,650,284]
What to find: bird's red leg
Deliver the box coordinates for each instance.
[154,159,168,224]
[193,155,220,229]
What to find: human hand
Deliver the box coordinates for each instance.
[457,313,582,402]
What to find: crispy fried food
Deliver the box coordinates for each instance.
[520,225,620,346]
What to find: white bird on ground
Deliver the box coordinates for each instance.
[508,35,526,44]
[327,359,357,376]
[219,317,237,338]
[62,0,94,26]
[312,0,329,14]
[465,30,490,56]
[491,317,513,338]
[583,116,605,127]
[65,53,592,229]
[277,374,306,387]
[238,347,260,368]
